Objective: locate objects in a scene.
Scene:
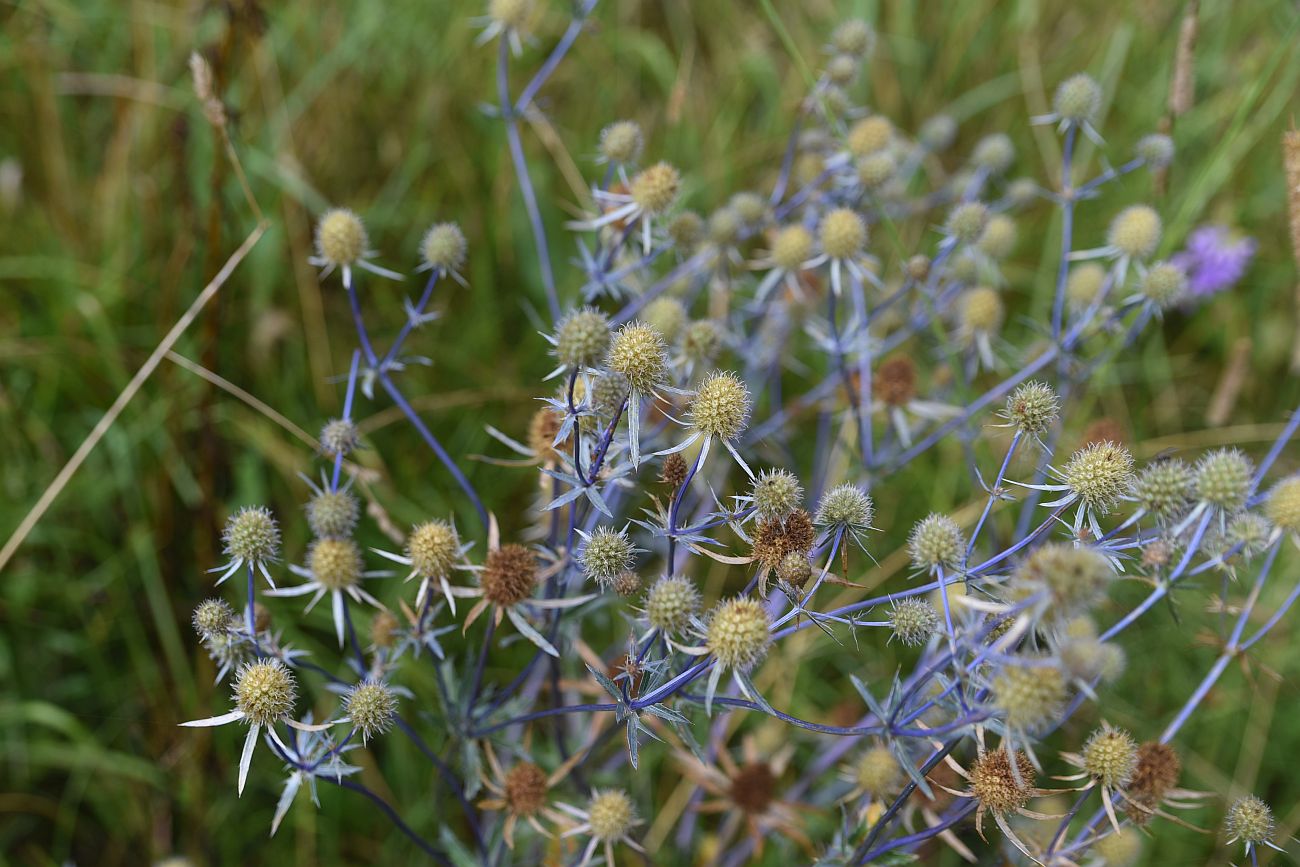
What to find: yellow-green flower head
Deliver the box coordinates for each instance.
[592,370,631,415]
[707,207,742,247]
[854,745,903,797]
[306,489,360,539]
[919,114,957,152]
[488,0,531,29]
[642,297,687,344]
[630,162,681,215]
[223,506,281,564]
[991,660,1066,733]
[555,307,611,369]
[689,371,750,440]
[1053,73,1102,124]
[407,519,461,578]
[599,120,643,165]
[776,551,812,589]
[1226,512,1272,558]
[706,597,771,671]
[890,598,939,647]
[315,208,367,268]
[667,211,704,249]
[1139,262,1188,309]
[1003,380,1060,437]
[815,483,874,533]
[1066,262,1108,311]
[971,133,1015,174]
[1063,441,1135,514]
[234,659,297,726]
[320,418,360,457]
[856,152,896,190]
[977,215,1018,260]
[830,19,875,57]
[587,789,636,840]
[908,513,965,571]
[579,526,636,586]
[826,53,859,86]
[1107,205,1162,259]
[606,321,667,393]
[1134,459,1194,523]
[1015,542,1114,613]
[771,224,815,271]
[1193,448,1253,512]
[1006,177,1039,207]
[961,286,1004,334]
[848,115,892,156]
[645,576,701,633]
[1135,133,1175,169]
[371,610,400,649]
[730,191,768,227]
[820,207,867,259]
[682,319,723,365]
[192,598,236,638]
[309,537,363,590]
[420,222,467,273]
[1225,795,1274,846]
[1082,725,1138,788]
[752,469,804,522]
[946,202,989,243]
[1094,828,1143,866]
[1266,475,1300,534]
[346,679,397,742]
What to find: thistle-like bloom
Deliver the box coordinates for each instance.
[1225,795,1278,856]
[999,380,1060,443]
[569,161,682,252]
[1033,73,1105,142]
[1175,447,1254,534]
[417,221,468,283]
[747,469,804,523]
[556,789,646,867]
[1058,722,1138,830]
[605,321,668,467]
[309,208,403,283]
[576,525,641,588]
[212,505,281,587]
[342,678,398,744]
[474,0,533,55]
[958,285,1004,370]
[815,482,876,550]
[1017,440,1136,537]
[1170,225,1256,299]
[1071,205,1161,287]
[637,575,702,650]
[372,518,474,612]
[937,746,1058,859]
[477,742,578,848]
[813,207,878,296]
[266,537,391,646]
[752,223,820,302]
[598,120,644,166]
[1266,474,1300,545]
[657,370,754,478]
[868,356,962,448]
[889,598,939,647]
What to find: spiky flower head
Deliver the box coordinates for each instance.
[919,114,957,151]
[1014,543,1113,614]
[771,224,814,271]
[630,162,680,215]
[233,658,297,726]
[1007,177,1039,206]
[991,661,1066,733]
[1266,475,1300,534]
[554,307,610,368]
[977,215,1017,260]
[855,746,904,797]
[961,286,1004,334]
[907,254,931,280]
[890,598,939,647]
[1063,441,1135,514]
[681,319,722,366]
[645,576,701,634]
[908,514,965,572]
[642,297,687,344]
[1053,73,1102,123]
[592,370,631,415]
[856,152,896,189]
[346,679,397,743]
[970,749,1037,814]
[707,207,742,247]
[819,207,867,259]
[826,53,859,86]
[876,356,917,407]
[776,551,812,590]
[1058,624,1123,683]
[752,510,816,570]
[1108,205,1162,259]
[971,133,1015,174]
[482,544,537,607]
[579,527,637,586]
[306,489,360,538]
[1225,795,1274,847]
[1134,459,1194,523]
[612,570,641,597]
[223,506,281,565]
[500,762,549,816]
[606,322,667,393]
[370,610,400,648]
[1225,512,1272,558]
[320,418,360,457]
[1003,381,1060,437]
[192,598,236,638]
[946,202,989,243]
[315,208,367,268]
[587,789,636,840]
[830,19,875,57]
[848,115,892,156]
[420,222,467,273]
[1194,448,1253,512]
[408,520,461,578]
[1125,741,1181,824]
[815,483,874,534]
[1082,725,1138,788]
[308,538,363,590]
[1135,133,1175,168]
[752,469,804,522]
[1093,829,1143,866]
[706,598,771,671]
[690,371,750,440]
[730,191,768,227]
[599,120,643,164]
[1139,262,1188,309]
[1066,262,1108,310]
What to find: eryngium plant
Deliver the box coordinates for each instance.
[179,6,1296,865]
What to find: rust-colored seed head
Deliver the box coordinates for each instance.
[482,544,538,606]
[970,749,1036,814]
[751,509,816,569]
[660,452,688,490]
[876,356,917,407]
[1124,741,1181,824]
[504,762,549,816]
[729,762,777,814]
[528,407,567,461]
[371,610,400,648]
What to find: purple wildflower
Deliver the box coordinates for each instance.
[1170,225,1256,299]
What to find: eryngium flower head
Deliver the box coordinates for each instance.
[234,659,297,726]
[1139,262,1188,309]
[1094,829,1142,866]
[1108,205,1162,259]
[629,162,680,214]
[970,749,1036,814]
[1225,795,1274,847]
[856,152,896,189]
[971,133,1015,173]
[855,746,903,797]
[1066,262,1107,310]
[309,537,363,590]
[815,483,874,534]
[1053,73,1102,123]
[960,286,1003,334]
[223,506,281,564]
[667,211,704,249]
[320,418,360,457]
[420,222,467,273]
[587,789,636,840]
[482,544,537,606]
[1003,381,1060,437]
[1063,441,1135,514]
[612,570,641,597]
[1135,133,1175,168]
[192,598,236,637]
[751,509,816,570]
[991,661,1066,733]
[1194,448,1253,512]
[776,552,811,589]
[890,598,939,647]
[503,762,549,815]
[315,208,367,267]
[977,214,1017,260]
[306,489,360,538]
[371,610,400,648]
[1134,459,1194,523]
[408,520,461,578]
[1082,725,1138,788]
[690,371,750,440]
[579,527,636,586]
[830,19,874,57]
[729,191,768,227]
[820,207,867,258]
[706,598,771,671]
[1266,475,1300,533]
[554,307,610,368]
[1125,741,1181,825]
[771,224,814,271]
[606,322,667,393]
[599,120,643,164]
[1014,543,1113,614]
[643,297,686,343]
[751,469,804,522]
[682,319,722,365]
[346,679,397,742]
[592,370,630,414]
[645,576,701,633]
[848,116,892,156]
[826,53,859,86]
[488,0,531,29]
[945,202,989,243]
[908,514,965,572]
[919,114,957,151]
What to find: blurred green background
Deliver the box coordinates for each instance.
[4,0,1300,863]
